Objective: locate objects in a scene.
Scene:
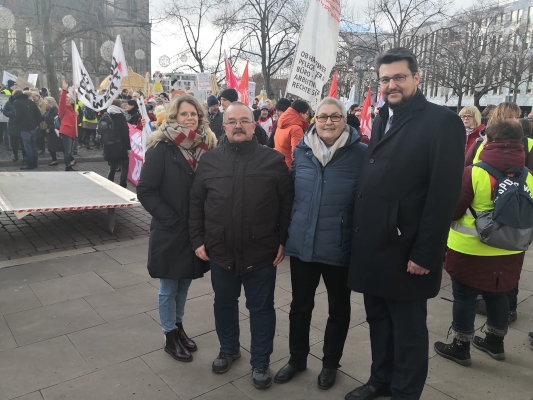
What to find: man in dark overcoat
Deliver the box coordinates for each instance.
[344,48,465,400]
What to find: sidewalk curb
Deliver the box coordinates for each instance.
[0,237,149,270]
[0,155,104,167]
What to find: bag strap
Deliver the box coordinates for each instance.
[473,161,506,180]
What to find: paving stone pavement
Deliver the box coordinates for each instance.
[0,159,532,399]
[0,161,150,261]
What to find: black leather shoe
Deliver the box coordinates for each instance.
[274,362,307,384]
[345,384,391,400]
[317,367,337,390]
[176,322,197,352]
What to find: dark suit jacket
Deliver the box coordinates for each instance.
[347,91,466,301]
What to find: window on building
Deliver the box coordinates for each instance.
[518,9,523,22]
[8,29,16,54]
[529,7,533,25]
[79,39,84,58]
[26,28,32,58]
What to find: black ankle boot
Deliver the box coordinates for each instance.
[176,322,197,352]
[434,338,471,366]
[473,333,505,360]
[164,329,192,362]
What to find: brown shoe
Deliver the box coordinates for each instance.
[164,329,192,362]
[176,322,197,352]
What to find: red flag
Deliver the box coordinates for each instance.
[238,61,250,105]
[224,54,239,90]
[360,86,373,138]
[327,70,338,98]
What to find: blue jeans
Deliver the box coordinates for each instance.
[20,129,38,167]
[452,277,509,338]
[210,262,276,367]
[60,135,74,168]
[158,278,192,333]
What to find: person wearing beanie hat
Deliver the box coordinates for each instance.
[275,98,291,113]
[207,95,223,139]
[274,100,310,168]
[218,88,239,109]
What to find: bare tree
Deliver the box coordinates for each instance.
[500,20,533,102]
[160,0,232,76]
[214,0,303,97]
[367,0,452,50]
[430,3,506,109]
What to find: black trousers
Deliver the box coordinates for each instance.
[364,294,428,400]
[10,136,26,159]
[288,257,351,369]
[107,158,129,188]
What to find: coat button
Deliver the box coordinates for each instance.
[357,192,362,198]
[354,227,359,233]
[236,158,240,162]
[369,158,375,164]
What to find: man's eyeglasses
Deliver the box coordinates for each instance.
[316,115,343,123]
[224,120,254,127]
[460,115,473,119]
[378,73,416,85]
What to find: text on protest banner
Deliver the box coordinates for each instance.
[127,123,144,186]
[197,73,211,91]
[286,0,340,105]
[72,35,128,111]
[2,71,17,86]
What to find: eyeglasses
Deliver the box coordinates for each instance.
[316,115,343,123]
[224,120,254,127]
[378,73,416,85]
[460,115,473,119]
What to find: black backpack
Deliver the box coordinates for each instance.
[83,106,97,120]
[97,112,117,145]
[472,136,530,165]
[470,161,533,251]
[53,115,61,130]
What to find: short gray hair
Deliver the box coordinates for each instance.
[316,97,347,117]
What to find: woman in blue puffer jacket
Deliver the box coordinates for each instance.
[274,97,367,390]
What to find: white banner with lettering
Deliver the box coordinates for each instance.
[286,0,340,105]
[72,35,128,111]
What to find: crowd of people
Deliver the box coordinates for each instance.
[1,45,532,399]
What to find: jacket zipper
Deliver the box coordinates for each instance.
[340,216,344,246]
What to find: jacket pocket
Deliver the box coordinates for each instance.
[204,226,225,260]
[339,211,345,247]
[387,200,401,244]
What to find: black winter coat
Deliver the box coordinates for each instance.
[347,92,466,301]
[13,94,42,131]
[208,111,224,139]
[137,141,209,280]
[103,113,131,162]
[3,97,20,137]
[189,137,294,275]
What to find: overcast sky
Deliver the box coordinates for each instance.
[148,0,475,76]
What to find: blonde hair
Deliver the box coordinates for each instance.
[44,96,57,108]
[154,105,166,115]
[487,102,521,126]
[147,95,214,149]
[459,106,481,127]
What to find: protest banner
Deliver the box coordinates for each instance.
[127,123,144,186]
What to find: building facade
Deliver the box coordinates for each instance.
[0,0,150,90]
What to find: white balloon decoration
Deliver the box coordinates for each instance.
[100,40,115,60]
[0,6,15,30]
[180,55,187,62]
[159,55,171,67]
[135,49,145,60]
[62,15,77,30]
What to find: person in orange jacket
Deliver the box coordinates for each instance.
[274,100,310,169]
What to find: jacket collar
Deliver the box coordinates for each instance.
[224,135,258,154]
[374,90,426,145]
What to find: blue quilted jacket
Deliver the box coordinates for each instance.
[285,127,367,267]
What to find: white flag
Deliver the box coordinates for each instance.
[344,84,356,109]
[138,97,152,159]
[72,35,128,111]
[286,0,340,106]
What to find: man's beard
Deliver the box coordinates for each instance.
[386,90,415,110]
